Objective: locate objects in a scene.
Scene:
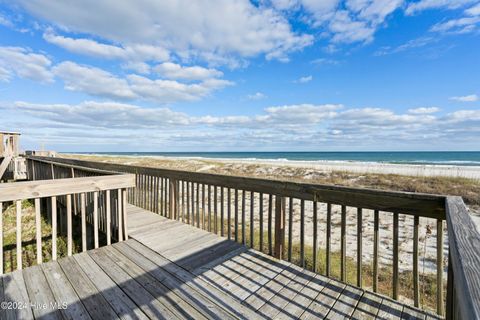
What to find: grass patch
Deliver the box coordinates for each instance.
[2,200,68,272]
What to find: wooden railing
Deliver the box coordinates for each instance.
[0,160,135,274]
[445,197,480,319]
[27,156,480,318]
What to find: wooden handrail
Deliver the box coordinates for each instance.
[445,196,480,319]
[0,174,135,202]
[28,156,446,218]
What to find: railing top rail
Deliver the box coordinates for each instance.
[446,196,480,319]
[26,156,118,175]
[0,174,135,201]
[33,156,447,218]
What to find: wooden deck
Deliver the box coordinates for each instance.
[0,205,438,320]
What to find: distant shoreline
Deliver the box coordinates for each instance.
[66,153,480,179]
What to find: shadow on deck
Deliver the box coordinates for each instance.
[0,204,439,319]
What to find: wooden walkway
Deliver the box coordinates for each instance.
[0,205,438,319]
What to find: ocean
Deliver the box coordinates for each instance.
[73,151,480,166]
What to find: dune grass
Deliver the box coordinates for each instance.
[1,200,68,273]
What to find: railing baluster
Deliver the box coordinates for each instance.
[437,219,444,316]
[196,183,200,227]
[313,201,318,273]
[326,203,331,277]
[221,187,224,236]
[106,190,111,245]
[123,189,128,240]
[208,185,212,231]
[288,198,294,262]
[250,191,254,247]
[35,198,41,265]
[202,184,206,228]
[235,189,239,242]
[259,193,263,252]
[187,182,191,225]
[357,208,363,287]
[214,187,218,234]
[118,189,123,241]
[227,188,231,240]
[341,205,346,282]
[300,199,305,268]
[413,215,419,307]
[0,201,3,274]
[52,196,57,260]
[373,209,379,292]
[93,192,99,249]
[16,200,22,269]
[81,193,86,252]
[191,182,195,225]
[274,196,286,259]
[268,194,273,256]
[242,190,246,245]
[67,194,73,255]
[393,212,399,299]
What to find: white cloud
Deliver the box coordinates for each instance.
[430,16,480,33]
[449,94,479,102]
[408,107,441,114]
[153,62,223,80]
[247,92,267,100]
[127,74,233,103]
[311,58,340,65]
[465,3,480,15]
[52,61,233,103]
[52,61,136,99]
[374,36,437,55]
[8,99,480,149]
[295,0,403,44]
[406,0,477,15]
[0,14,13,28]
[14,101,189,128]
[295,75,313,83]
[0,46,53,83]
[43,31,170,62]
[20,0,313,64]
[262,104,341,123]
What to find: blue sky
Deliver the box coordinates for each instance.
[1,0,479,152]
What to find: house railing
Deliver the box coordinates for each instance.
[0,159,135,274]
[26,156,480,318]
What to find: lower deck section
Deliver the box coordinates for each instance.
[0,205,438,319]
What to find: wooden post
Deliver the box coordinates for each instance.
[0,201,3,274]
[16,200,22,269]
[274,196,286,259]
[118,189,123,241]
[341,205,346,282]
[437,219,444,316]
[393,212,399,299]
[93,191,99,248]
[413,215,420,307]
[169,179,177,219]
[123,189,128,240]
[81,193,86,252]
[52,196,57,260]
[357,208,363,287]
[0,133,4,156]
[67,194,72,255]
[106,190,111,245]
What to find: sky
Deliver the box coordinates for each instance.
[0,0,479,152]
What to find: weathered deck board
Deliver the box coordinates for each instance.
[0,204,436,320]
